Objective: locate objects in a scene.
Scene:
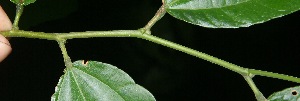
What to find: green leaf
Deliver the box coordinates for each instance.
[267,86,300,101]
[164,0,300,28]
[51,60,155,101]
[10,0,36,6]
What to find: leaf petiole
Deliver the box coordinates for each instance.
[57,39,72,69]
[12,4,23,30]
[141,4,166,34]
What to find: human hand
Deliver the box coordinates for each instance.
[0,5,12,62]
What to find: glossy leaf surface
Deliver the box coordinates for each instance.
[165,0,300,28]
[268,86,300,101]
[10,0,36,6]
[52,60,155,101]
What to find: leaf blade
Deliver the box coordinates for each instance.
[268,86,300,101]
[52,60,155,101]
[165,0,300,28]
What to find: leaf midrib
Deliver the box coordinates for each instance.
[167,0,250,10]
[71,67,126,101]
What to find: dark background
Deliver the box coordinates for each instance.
[0,0,300,101]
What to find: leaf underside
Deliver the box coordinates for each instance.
[268,86,300,101]
[165,0,300,28]
[10,0,36,6]
[51,60,155,101]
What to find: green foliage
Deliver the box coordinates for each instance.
[164,0,300,28]
[51,60,155,101]
[4,0,300,101]
[10,0,36,6]
[268,86,300,101]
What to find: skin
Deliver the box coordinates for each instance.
[0,5,12,62]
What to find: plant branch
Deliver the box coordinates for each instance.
[137,33,249,75]
[1,30,57,40]
[1,30,300,83]
[59,30,141,39]
[0,30,140,40]
[249,69,300,83]
[243,75,267,101]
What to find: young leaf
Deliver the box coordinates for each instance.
[51,60,155,101]
[10,0,36,6]
[268,86,300,101]
[164,0,300,28]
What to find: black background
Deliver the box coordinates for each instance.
[0,0,300,101]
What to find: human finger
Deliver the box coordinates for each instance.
[0,35,11,62]
[0,5,12,62]
[0,5,12,31]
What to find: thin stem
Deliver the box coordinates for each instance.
[1,30,300,83]
[59,30,140,39]
[57,39,72,68]
[1,30,57,40]
[136,34,249,75]
[142,5,166,32]
[249,69,300,83]
[13,5,24,30]
[243,75,267,101]
[0,30,140,40]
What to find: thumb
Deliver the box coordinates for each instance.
[0,35,11,62]
[0,5,12,62]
